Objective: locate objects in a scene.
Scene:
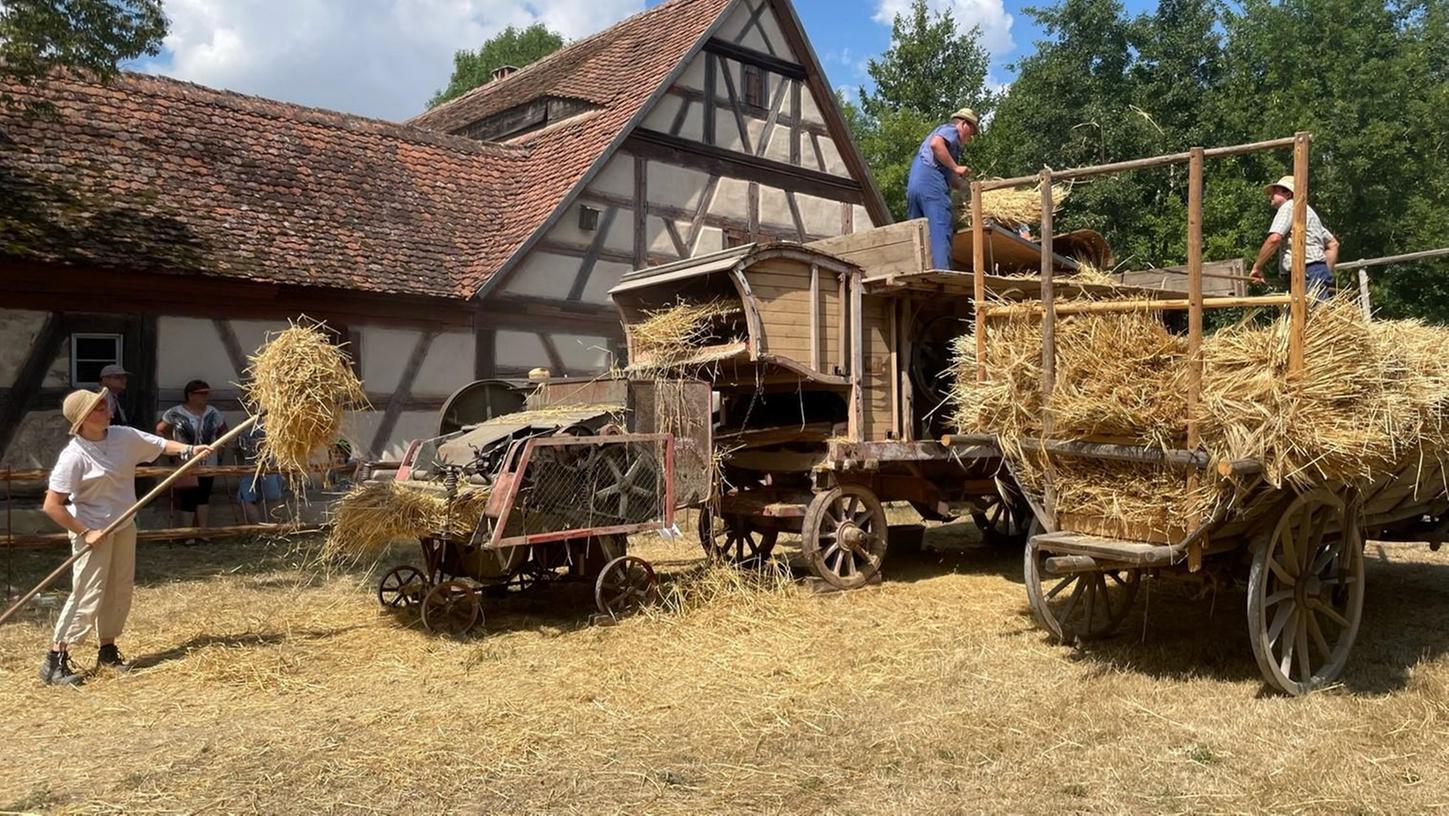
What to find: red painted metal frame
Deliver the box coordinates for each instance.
[484,433,676,550]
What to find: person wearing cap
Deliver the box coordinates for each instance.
[98,364,130,426]
[906,107,979,270]
[1248,175,1340,301]
[39,388,214,685]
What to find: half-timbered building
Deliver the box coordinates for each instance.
[0,0,888,467]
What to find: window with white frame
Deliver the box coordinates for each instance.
[71,333,123,387]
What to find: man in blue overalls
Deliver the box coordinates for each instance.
[906,107,979,269]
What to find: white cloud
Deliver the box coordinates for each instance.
[871,0,1014,59]
[140,0,646,122]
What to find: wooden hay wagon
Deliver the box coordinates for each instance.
[945,132,1449,695]
[608,223,1176,590]
[369,377,711,634]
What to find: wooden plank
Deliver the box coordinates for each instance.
[789,80,802,166]
[1289,132,1309,376]
[850,272,864,441]
[703,53,716,146]
[971,182,986,381]
[807,220,924,255]
[1187,147,1204,453]
[703,38,805,79]
[888,299,899,438]
[747,182,760,241]
[1032,530,1180,565]
[633,158,648,269]
[981,136,1298,190]
[809,264,821,372]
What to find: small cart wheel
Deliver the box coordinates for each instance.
[421,580,483,636]
[1025,520,1141,643]
[377,565,428,609]
[972,486,1030,548]
[699,507,779,565]
[595,555,658,619]
[802,484,888,590]
[1247,488,1364,696]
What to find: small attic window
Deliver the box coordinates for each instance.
[742,65,766,112]
[579,205,601,231]
[455,95,600,142]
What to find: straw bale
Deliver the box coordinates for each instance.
[956,182,1072,229]
[243,320,368,477]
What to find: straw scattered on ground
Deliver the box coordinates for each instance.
[243,320,368,478]
[3,527,1449,814]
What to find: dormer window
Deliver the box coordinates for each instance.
[454,95,599,142]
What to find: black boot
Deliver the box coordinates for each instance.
[38,650,85,686]
[97,643,131,671]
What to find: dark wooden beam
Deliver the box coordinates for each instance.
[665,86,831,139]
[786,192,806,241]
[474,323,496,379]
[663,219,689,257]
[633,158,648,269]
[703,53,717,147]
[577,187,834,244]
[716,56,752,153]
[537,333,567,376]
[747,182,760,241]
[0,312,65,460]
[211,319,248,380]
[624,129,865,205]
[568,206,618,301]
[136,314,158,430]
[705,38,804,80]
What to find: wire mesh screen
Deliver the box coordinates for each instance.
[504,436,669,539]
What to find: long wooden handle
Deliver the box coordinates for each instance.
[0,415,259,627]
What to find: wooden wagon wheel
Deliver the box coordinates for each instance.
[595,555,658,619]
[972,485,1030,548]
[376,565,428,609]
[698,506,779,565]
[801,485,888,590]
[421,580,482,636]
[1247,488,1364,696]
[1024,521,1141,643]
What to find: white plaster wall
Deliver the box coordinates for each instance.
[646,162,711,211]
[643,95,683,134]
[343,409,436,460]
[503,252,578,300]
[548,204,635,255]
[496,330,550,369]
[579,259,633,303]
[43,339,70,388]
[754,3,790,53]
[229,319,291,369]
[646,215,679,255]
[758,186,790,232]
[763,124,792,164]
[721,1,786,54]
[359,327,419,393]
[799,87,826,126]
[853,205,872,231]
[0,409,67,468]
[412,331,475,396]
[158,316,233,388]
[0,309,47,388]
[676,54,706,91]
[713,177,751,221]
[589,154,634,198]
[552,334,613,372]
[797,192,842,236]
[816,136,848,175]
[697,225,725,254]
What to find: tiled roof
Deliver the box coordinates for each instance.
[0,0,734,300]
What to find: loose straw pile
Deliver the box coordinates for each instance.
[627,298,743,372]
[243,321,368,476]
[957,182,1072,229]
[323,480,492,563]
[950,298,1449,529]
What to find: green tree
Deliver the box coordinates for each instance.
[846,0,995,219]
[0,0,166,109]
[429,24,564,108]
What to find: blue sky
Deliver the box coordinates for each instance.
[136,0,1159,122]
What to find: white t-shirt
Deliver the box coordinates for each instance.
[1269,201,1334,271]
[48,426,168,530]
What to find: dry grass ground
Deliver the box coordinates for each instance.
[2,517,1449,814]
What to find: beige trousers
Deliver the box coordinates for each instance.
[52,523,137,647]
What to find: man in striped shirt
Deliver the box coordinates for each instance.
[1248,175,1340,301]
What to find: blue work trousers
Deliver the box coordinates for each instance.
[906,173,955,269]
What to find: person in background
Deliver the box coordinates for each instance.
[905,107,980,270]
[1248,175,1340,301]
[40,387,213,685]
[236,419,283,523]
[156,380,228,540]
[98,364,130,427]
[330,439,356,490]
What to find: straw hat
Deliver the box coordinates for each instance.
[1266,175,1295,196]
[951,107,980,130]
[63,387,109,435]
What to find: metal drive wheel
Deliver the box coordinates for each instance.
[595,555,658,619]
[1025,520,1141,643]
[421,580,482,635]
[801,485,888,590]
[698,506,779,565]
[1247,488,1365,696]
[377,565,429,609]
[972,485,1030,548]
[591,447,659,522]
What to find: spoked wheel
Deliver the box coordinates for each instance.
[595,555,658,619]
[801,485,888,590]
[699,506,779,565]
[591,447,660,522]
[1025,521,1141,643]
[421,579,483,636]
[972,486,1030,548]
[1247,488,1364,696]
[377,565,428,609]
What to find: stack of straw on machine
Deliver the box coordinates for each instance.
[627,298,743,374]
[323,481,492,564]
[950,299,1449,534]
